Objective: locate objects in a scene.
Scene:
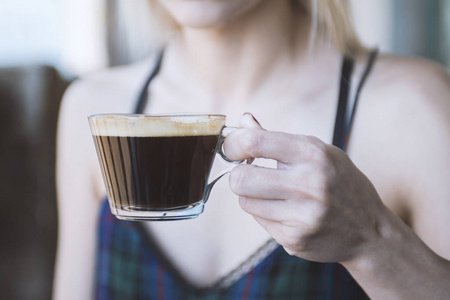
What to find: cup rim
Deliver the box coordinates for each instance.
[88,113,226,120]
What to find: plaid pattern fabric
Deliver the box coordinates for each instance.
[95,201,369,300]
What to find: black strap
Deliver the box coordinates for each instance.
[333,55,354,150]
[134,49,378,152]
[134,50,164,114]
[348,49,379,134]
[332,49,378,151]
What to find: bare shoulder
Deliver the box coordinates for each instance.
[366,53,450,103]
[54,58,159,299]
[350,53,450,148]
[61,56,156,115]
[352,53,450,145]
[58,54,157,153]
[350,53,450,212]
[57,55,159,197]
[357,53,450,143]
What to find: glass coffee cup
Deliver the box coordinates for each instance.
[88,114,247,221]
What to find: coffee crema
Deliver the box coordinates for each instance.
[90,114,226,137]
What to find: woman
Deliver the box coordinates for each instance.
[54,0,450,299]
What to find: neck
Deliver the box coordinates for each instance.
[166,1,311,104]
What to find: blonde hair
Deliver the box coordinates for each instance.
[111,0,364,64]
[306,0,365,57]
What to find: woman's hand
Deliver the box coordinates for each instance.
[224,113,389,264]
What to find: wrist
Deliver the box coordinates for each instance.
[341,206,398,276]
[341,206,450,299]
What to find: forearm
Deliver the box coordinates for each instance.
[342,209,450,300]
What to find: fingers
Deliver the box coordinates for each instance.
[238,113,262,165]
[229,164,292,199]
[224,115,327,164]
[240,195,322,227]
[253,216,309,256]
[240,197,290,223]
[223,129,302,163]
[229,163,324,225]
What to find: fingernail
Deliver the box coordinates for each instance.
[243,112,261,126]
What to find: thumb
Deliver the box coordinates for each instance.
[240,112,263,129]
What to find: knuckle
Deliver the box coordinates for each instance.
[313,171,334,197]
[238,196,261,216]
[289,201,326,232]
[304,136,330,163]
[282,246,297,257]
[280,227,308,252]
[289,175,309,197]
[304,135,322,145]
[229,165,248,195]
[302,138,341,189]
[239,129,261,157]
[306,216,323,236]
[238,196,251,213]
[312,203,328,227]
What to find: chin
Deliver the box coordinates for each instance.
[158,0,262,28]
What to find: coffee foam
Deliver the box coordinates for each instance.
[89,115,226,137]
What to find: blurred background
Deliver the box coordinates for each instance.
[0,1,449,299]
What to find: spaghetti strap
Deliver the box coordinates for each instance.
[348,49,379,134]
[332,49,379,151]
[134,50,164,114]
[333,56,354,151]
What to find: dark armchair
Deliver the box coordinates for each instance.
[0,65,69,300]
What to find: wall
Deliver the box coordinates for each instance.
[0,0,107,77]
[2,1,448,76]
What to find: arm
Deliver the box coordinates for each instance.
[224,62,450,299]
[343,60,450,299]
[53,82,104,300]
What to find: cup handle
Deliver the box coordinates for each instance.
[204,126,254,202]
[218,126,255,164]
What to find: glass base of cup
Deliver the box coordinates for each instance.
[111,201,205,221]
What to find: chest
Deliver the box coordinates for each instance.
[138,82,331,285]
[132,74,403,288]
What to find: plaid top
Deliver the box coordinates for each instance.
[95,201,369,300]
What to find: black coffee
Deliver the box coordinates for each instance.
[93,135,219,210]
